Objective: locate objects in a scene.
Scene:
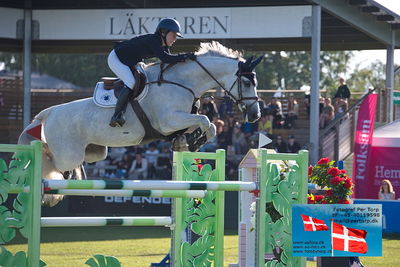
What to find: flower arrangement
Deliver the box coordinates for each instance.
[307,157,353,204]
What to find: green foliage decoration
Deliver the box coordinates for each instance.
[85,254,121,267]
[265,160,303,267]
[0,247,46,267]
[179,160,217,267]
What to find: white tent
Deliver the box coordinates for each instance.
[372,119,400,147]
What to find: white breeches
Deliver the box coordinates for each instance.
[107,49,135,90]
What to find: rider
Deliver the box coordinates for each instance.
[108,18,197,127]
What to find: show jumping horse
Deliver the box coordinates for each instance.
[18,41,262,206]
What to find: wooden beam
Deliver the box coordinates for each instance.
[361,6,380,13]
[377,15,395,21]
[349,0,366,5]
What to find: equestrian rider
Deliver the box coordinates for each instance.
[107,18,197,127]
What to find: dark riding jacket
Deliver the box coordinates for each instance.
[113,33,187,67]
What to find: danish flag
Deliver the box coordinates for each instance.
[300,214,329,231]
[332,222,368,254]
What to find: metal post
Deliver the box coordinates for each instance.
[310,5,321,164]
[386,30,395,123]
[23,1,32,128]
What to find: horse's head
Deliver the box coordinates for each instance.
[192,42,262,123]
[226,56,262,123]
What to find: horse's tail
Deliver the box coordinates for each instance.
[18,107,53,145]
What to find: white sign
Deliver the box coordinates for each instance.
[0,8,23,39]
[29,6,311,40]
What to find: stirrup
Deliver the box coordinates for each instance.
[109,113,126,127]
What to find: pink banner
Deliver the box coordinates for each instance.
[366,146,400,199]
[352,94,378,198]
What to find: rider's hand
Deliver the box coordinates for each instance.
[185,53,197,60]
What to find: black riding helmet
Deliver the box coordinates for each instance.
[156,18,183,38]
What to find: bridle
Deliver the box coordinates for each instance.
[193,59,259,113]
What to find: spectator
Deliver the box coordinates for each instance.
[217,124,232,150]
[0,92,4,110]
[201,97,218,121]
[335,98,348,118]
[241,121,257,138]
[115,153,132,179]
[304,92,310,117]
[218,96,233,119]
[319,98,335,129]
[156,145,173,180]
[128,153,148,179]
[258,114,273,137]
[144,142,159,179]
[284,94,299,129]
[378,179,396,200]
[108,147,127,161]
[266,97,284,129]
[273,135,288,153]
[232,124,248,154]
[257,98,267,116]
[334,77,350,112]
[199,119,224,152]
[225,113,236,131]
[287,135,301,153]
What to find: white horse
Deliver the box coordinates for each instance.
[18,41,262,206]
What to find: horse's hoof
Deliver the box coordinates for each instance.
[42,194,64,207]
[172,135,189,151]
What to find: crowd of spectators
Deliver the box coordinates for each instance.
[86,94,308,180]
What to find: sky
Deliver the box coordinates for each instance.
[349,1,400,72]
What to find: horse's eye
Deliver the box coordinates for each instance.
[243,80,251,87]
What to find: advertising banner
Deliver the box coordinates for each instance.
[352,94,378,198]
[292,204,382,257]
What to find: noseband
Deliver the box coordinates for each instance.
[194,59,259,112]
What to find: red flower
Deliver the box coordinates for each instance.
[340,170,347,174]
[338,199,350,204]
[327,167,341,176]
[194,159,203,171]
[314,195,325,201]
[344,178,352,189]
[307,196,315,204]
[321,200,328,204]
[308,166,313,176]
[330,176,344,185]
[317,158,330,165]
[326,189,333,197]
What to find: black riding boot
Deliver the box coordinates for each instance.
[109,86,131,127]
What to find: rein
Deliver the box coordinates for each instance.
[193,59,259,111]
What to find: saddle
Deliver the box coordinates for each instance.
[101,66,147,99]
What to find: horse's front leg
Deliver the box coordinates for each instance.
[188,123,216,151]
[159,112,212,151]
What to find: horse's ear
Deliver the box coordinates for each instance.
[250,56,263,70]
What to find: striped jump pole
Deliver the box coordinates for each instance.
[43,180,257,192]
[44,189,207,198]
[41,216,172,227]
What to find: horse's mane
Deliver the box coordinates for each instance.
[195,41,243,59]
[144,41,242,70]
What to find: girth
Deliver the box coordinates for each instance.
[129,99,166,144]
[129,98,200,144]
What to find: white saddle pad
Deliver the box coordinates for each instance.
[93,65,149,108]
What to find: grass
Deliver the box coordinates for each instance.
[4,227,400,266]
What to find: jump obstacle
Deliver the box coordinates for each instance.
[0,141,308,267]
